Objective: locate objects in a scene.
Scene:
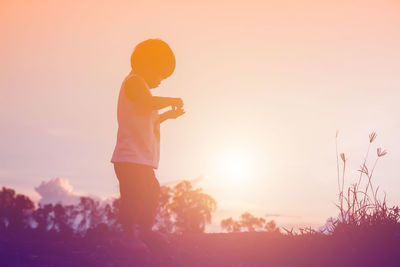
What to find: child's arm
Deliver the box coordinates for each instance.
[124,76,183,110]
[159,108,185,123]
[152,96,183,110]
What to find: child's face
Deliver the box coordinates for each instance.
[139,69,162,89]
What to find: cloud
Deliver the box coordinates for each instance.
[34,177,117,208]
[34,177,82,206]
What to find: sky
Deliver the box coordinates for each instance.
[1,0,400,232]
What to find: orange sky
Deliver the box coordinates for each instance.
[1,0,400,231]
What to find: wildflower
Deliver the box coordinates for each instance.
[340,153,346,163]
[358,163,369,176]
[369,132,377,143]
[377,148,387,157]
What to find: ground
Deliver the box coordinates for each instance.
[1,231,399,266]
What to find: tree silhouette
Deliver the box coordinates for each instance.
[154,185,174,233]
[167,180,217,234]
[264,219,279,233]
[0,180,218,237]
[239,212,266,232]
[221,211,279,233]
[30,202,76,237]
[52,203,75,236]
[103,198,120,229]
[75,196,107,235]
[31,203,54,233]
[220,217,241,232]
[0,186,35,232]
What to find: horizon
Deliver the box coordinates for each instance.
[1,0,400,233]
[0,176,324,233]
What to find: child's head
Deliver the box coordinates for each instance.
[131,39,175,88]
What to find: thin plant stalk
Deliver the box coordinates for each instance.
[335,132,340,203]
[356,143,371,191]
[365,157,379,204]
[341,158,346,217]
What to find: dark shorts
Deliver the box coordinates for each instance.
[113,162,161,229]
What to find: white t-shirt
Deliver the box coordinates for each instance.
[110,73,160,169]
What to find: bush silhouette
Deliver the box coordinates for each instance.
[220,217,241,232]
[221,212,278,233]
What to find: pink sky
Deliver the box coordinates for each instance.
[1,0,400,231]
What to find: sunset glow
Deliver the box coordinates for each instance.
[1,1,400,265]
[219,151,254,185]
[1,0,400,234]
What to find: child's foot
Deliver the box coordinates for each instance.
[121,236,151,253]
[121,227,151,253]
[138,228,172,252]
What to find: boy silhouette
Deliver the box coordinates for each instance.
[110,39,184,252]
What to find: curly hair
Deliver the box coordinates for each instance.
[131,38,176,79]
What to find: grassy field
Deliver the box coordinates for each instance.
[1,229,399,267]
[1,133,399,266]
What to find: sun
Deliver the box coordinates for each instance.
[218,151,254,184]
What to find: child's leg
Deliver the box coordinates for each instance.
[113,162,147,233]
[136,169,172,250]
[137,167,161,229]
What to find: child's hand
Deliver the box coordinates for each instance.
[166,107,185,119]
[159,106,185,123]
[171,98,184,109]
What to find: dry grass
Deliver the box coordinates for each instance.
[323,131,400,236]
